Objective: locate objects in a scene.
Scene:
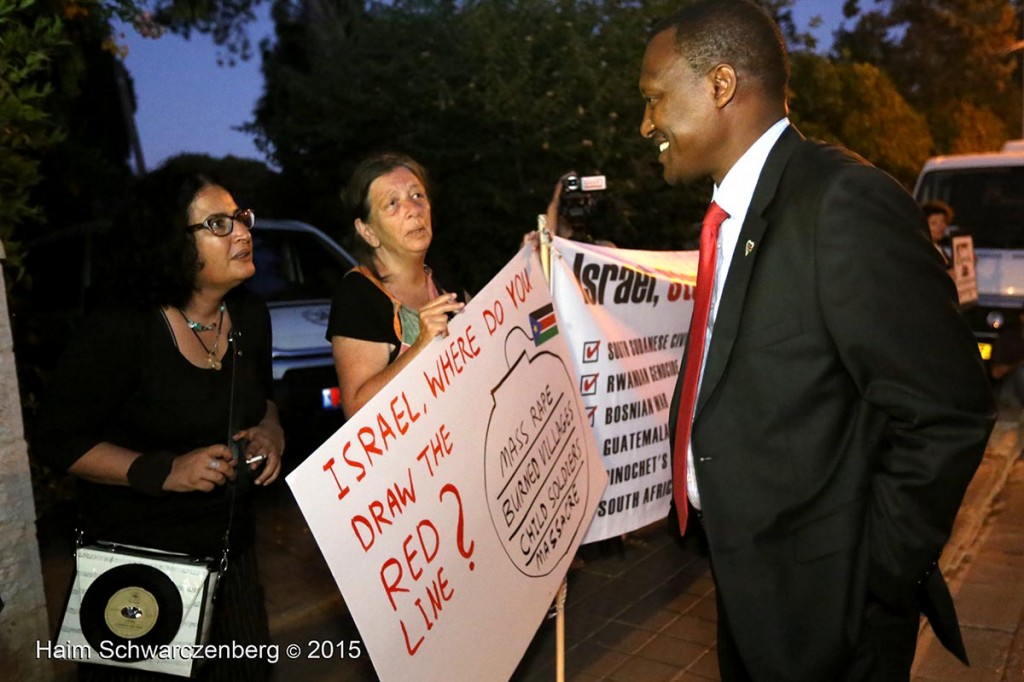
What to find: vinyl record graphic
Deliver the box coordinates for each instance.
[79,563,183,660]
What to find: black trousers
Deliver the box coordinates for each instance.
[713,580,920,682]
[79,545,271,682]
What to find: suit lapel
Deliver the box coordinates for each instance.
[695,126,804,417]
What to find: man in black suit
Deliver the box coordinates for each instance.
[639,2,996,680]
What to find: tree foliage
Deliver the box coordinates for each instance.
[251,0,719,290]
[2,0,268,257]
[155,151,287,209]
[101,0,267,62]
[0,0,65,259]
[834,0,1018,152]
[30,0,1012,294]
[34,2,140,233]
[789,55,933,185]
[257,0,993,289]
[2,0,272,262]
[15,0,1024,294]
[939,100,1010,153]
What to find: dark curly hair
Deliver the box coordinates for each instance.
[114,164,230,309]
[342,152,431,271]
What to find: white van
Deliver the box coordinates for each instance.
[914,141,1024,369]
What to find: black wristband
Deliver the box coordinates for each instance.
[126,451,176,496]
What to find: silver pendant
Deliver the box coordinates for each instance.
[209,354,223,371]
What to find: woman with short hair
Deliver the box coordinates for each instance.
[328,152,463,417]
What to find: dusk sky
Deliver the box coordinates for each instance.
[117,0,848,172]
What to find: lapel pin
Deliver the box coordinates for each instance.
[745,240,755,256]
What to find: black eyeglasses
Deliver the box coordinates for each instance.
[188,208,255,237]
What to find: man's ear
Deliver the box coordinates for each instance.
[711,64,737,108]
[355,218,379,248]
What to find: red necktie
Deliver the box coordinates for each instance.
[673,201,729,529]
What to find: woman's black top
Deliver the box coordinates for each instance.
[326,266,451,366]
[326,268,403,363]
[33,289,273,557]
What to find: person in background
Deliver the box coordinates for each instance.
[640,1,995,679]
[34,165,283,681]
[544,171,616,246]
[921,199,955,267]
[523,171,616,250]
[922,200,954,244]
[327,152,464,418]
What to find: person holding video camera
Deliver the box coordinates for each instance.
[526,171,615,248]
[35,164,282,681]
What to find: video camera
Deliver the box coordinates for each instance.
[559,174,607,220]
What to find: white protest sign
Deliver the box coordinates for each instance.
[287,246,607,682]
[549,237,696,542]
[951,234,978,305]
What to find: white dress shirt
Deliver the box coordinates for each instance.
[687,118,790,509]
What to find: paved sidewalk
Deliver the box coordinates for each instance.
[37,411,1024,681]
[912,450,1024,681]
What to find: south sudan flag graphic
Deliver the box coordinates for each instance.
[529,303,558,346]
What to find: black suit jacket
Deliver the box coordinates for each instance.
[671,127,996,679]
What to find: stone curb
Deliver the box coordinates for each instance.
[940,417,1021,579]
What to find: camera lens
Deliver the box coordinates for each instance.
[563,175,581,193]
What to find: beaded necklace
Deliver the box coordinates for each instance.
[178,302,225,332]
[178,304,226,370]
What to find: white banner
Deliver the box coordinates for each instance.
[549,237,696,542]
[287,247,607,682]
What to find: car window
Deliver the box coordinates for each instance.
[245,229,353,302]
[918,167,1024,249]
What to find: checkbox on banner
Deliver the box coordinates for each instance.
[582,340,600,363]
[585,405,597,426]
[580,373,599,396]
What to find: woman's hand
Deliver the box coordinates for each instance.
[333,295,464,418]
[413,292,465,349]
[546,172,572,229]
[233,408,285,486]
[163,445,237,493]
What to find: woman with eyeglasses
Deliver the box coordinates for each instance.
[35,165,282,681]
[328,152,464,417]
